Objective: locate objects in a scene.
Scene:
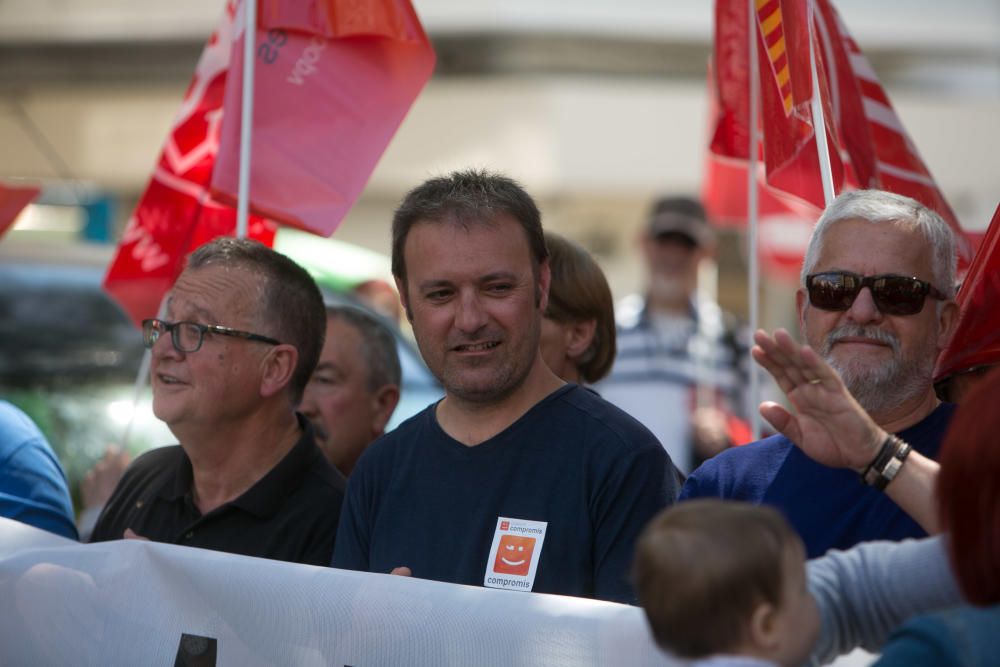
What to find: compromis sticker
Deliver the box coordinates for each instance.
[484,517,547,592]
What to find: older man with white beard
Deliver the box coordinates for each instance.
[680,190,959,558]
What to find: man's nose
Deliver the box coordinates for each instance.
[455,290,488,333]
[299,387,318,418]
[845,286,882,324]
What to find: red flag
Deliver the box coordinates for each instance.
[711,0,845,208]
[711,0,972,268]
[813,0,970,266]
[703,61,820,282]
[210,0,436,236]
[935,204,1000,382]
[103,2,276,327]
[0,181,41,239]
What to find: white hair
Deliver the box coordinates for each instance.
[800,190,957,299]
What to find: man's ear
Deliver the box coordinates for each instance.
[537,259,552,312]
[936,299,961,353]
[394,276,413,322]
[565,318,598,362]
[795,287,808,335]
[748,601,780,651]
[259,344,298,398]
[370,384,401,437]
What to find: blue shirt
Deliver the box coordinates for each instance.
[680,403,954,558]
[0,401,77,540]
[875,604,1000,667]
[333,384,678,604]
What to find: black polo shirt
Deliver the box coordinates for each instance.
[90,416,346,566]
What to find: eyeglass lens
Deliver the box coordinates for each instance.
[142,320,204,352]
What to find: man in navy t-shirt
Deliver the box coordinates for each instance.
[333,170,679,603]
[682,190,961,558]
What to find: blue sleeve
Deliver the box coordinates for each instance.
[807,536,962,664]
[873,615,961,667]
[330,459,372,571]
[678,458,721,501]
[592,443,675,604]
[0,440,78,541]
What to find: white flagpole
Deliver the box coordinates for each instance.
[747,0,762,440]
[236,0,258,239]
[808,0,835,206]
[120,297,167,449]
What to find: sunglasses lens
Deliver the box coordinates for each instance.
[872,277,926,315]
[808,273,930,315]
[808,274,859,311]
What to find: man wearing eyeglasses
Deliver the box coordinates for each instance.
[89,238,345,566]
[680,190,960,558]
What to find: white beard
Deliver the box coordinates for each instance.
[817,324,936,415]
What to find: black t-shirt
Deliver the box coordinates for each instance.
[333,384,679,603]
[90,416,345,566]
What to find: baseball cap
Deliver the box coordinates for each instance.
[646,196,714,247]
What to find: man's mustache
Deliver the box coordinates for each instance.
[824,325,900,354]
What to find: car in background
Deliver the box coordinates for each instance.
[0,241,442,510]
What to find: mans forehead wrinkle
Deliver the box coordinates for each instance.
[171,267,261,322]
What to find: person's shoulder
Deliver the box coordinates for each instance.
[925,604,1000,647]
[129,444,184,467]
[300,443,348,497]
[680,434,792,499]
[351,403,436,473]
[119,445,184,484]
[700,433,793,470]
[554,385,663,453]
[912,402,958,436]
[0,401,49,460]
[878,605,998,667]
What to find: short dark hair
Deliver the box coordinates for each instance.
[391,169,548,291]
[633,500,799,658]
[186,238,326,404]
[543,232,616,384]
[325,303,402,391]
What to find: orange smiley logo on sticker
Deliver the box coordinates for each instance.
[493,535,535,575]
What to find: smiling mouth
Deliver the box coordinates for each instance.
[156,373,186,385]
[501,557,526,566]
[454,341,500,353]
[834,337,891,347]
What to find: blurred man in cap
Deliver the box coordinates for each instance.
[597,196,750,474]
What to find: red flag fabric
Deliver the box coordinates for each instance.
[711,0,972,268]
[703,61,820,282]
[0,181,41,239]
[703,152,819,282]
[711,0,844,207]
[935,204,1000,382]
[103,1,276,327]
[210,0,436,236]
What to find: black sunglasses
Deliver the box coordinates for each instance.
[142,318,281,353]
[805,272,947,316]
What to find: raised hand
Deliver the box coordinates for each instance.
[751,329,885,471]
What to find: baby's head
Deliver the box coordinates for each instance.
[633,500,820,667]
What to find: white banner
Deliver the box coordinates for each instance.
[0,518,674,666]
